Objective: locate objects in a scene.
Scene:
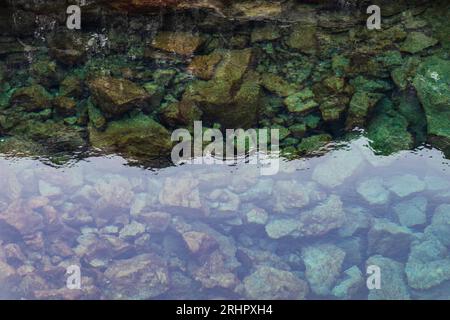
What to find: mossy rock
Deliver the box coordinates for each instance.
[297,134,332,155]
[346,92,384,129]
[89,114,172,159]
[10,85,53,112]
[367,100,414,156]
[413,56,450,153]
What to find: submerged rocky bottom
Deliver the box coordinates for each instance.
[1,138,450,300]
[0,0,450,300]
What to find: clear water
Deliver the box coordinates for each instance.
[1,0,450,300]
[1,138,450,299]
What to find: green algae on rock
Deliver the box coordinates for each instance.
[89,114,172,159]
[413,56,450,154]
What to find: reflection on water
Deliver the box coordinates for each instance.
[1,137,450,300]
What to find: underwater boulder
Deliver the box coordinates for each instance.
[88,76,151,117]
[297,194,345,237]
[302,243,345,296]
[104,253,169,299]
[368,219,413,259]
[405,236,450,290]
[413,56,450,155]
[366,255,410,300]
[332,266,364,300]
[243,266,309,300]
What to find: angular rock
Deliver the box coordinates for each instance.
[89,114,172,159]
[104,253,169,299]
[400,32,438,54]
[368,219,413,259]
[357,177,390,205]
[332,266,364,300]
[302,244,345,296]
[312,148,364,188]
[88,76,150,117]
[366,255,410,300]
[10,85,52,112]
[243,266,309,300]
[413,56,450,154]
[394,197,427,227]
[385,174,425,198]
[298,195,345,237]
[152,31,204,56]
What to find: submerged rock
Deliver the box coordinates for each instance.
[368,219,413,259]
[302,244,345,296]
[366,255,410,300]
[385,174,426,198]
[265,218,300,239]
[312,148,364,188]
[405,236,450,290]
[393,197,428,227]
[297,194,345,237]
[243,266,309,300]
[425,204,450,247]
[332,266,364,300]
[104,253,169,299]
[357,177,390,205]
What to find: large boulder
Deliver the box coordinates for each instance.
[413,56,450,154]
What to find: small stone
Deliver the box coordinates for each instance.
[302,244,345,296]
[284,89,318,114]
[400,32,438,54]
[298,195,345,237]
[38,180,62,197]
[137,211,171,233]
[425,176,450,191]
[312,148,364,188]
[366,255,410,300]
[246,208,269,225]
[251,25,281,43]
[385,174,426,197]
[243,266,309,300]
[104,253,169,299]
[357,177,390,205]
[332,266,364,300]
[152,31,204,56]
[368,219,413,259]
[119,221,146,240]
[182,231,218,255]
[265,218,300,239]
[394,196,427,227]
